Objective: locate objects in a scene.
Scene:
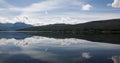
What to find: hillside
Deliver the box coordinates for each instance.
[18,19,120,34]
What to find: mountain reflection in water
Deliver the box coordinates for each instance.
[0,32,120,63]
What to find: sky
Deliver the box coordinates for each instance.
[0,0,120,26]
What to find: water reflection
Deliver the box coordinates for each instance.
[21,32,120,44]
[0,32,120,63]
[112,56,120,63]
[82,52,92,59]
[0,32,32,39]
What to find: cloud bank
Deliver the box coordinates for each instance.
[112,0,120,8]
[0,0,120,25]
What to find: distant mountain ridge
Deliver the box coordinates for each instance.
[0,22,33,31]
[19,19,120,34]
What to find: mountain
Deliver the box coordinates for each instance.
[75,19,120,30]
[0,22,33,31]
[19,19,120,34]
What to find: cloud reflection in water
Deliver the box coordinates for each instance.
[0,35,120,63]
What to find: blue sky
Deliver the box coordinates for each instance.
[0,0,120,25]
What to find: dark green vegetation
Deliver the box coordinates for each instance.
[20,32,120,44]
[19,19,120,34]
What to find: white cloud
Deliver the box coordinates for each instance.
[0,0,120,25]
[112,0,120,8]
[82,4,92,11]
[0,12,120,26]
[9,0,58,13]
[24,0,84,12]
[6,0,83,13]
[0,0,62,13]
[20,0,61,12]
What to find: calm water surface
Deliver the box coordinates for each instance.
[0,32,120,63]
